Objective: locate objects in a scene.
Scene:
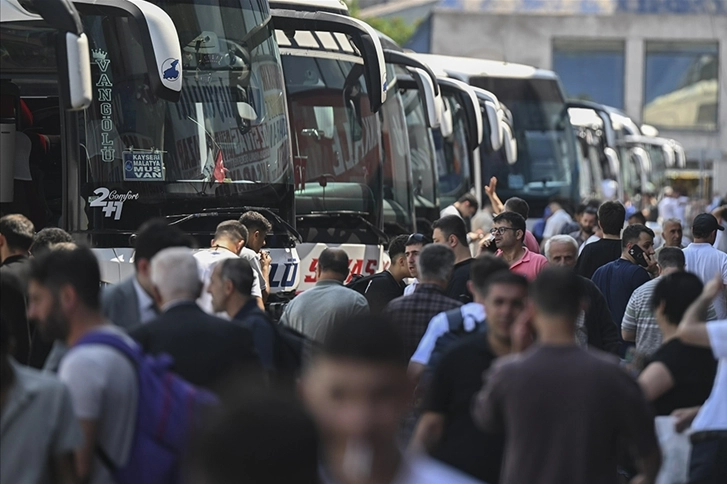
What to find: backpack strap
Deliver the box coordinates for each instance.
[444,307,465,332]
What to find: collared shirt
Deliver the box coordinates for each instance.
[683,242,727,319]
[692,320,727,431]
[411,302,485,365]
[1,360,83,484]
[280,279,369,342]
[383,283,462,358]
[132,276,158,325]
[496,248,548,281]
[404,278,419,296]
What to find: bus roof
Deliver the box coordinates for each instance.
[412,53,559,81]
[270,0,349,14]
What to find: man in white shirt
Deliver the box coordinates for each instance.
[683,213,727,319]
[27,247,138,484]
[301,316,481,484]
[195,220,262,313]
[674,274,727,483]
[541,198,573,245]
[440,193,478,220]
[239,211,273,303]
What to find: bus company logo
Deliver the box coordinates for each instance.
[124,158,134,172]
[162,58,180,81]
[89,187,140,221]
[92,49,115,163]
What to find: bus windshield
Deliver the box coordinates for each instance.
[473,77,578,196]
[380,73,414,234]
[436,93,472,209]
[400,87,437,212]
[284,53,382,227]
[77,0,291,232]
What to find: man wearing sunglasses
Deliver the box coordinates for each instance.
[491,212,548,281]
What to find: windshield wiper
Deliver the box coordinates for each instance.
[166,207,302,243]
[298,210,388,244]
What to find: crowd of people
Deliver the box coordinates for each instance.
[1,186,727,484]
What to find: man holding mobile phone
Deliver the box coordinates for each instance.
[592,224,657,341]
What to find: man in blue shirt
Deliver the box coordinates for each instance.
[592,224,657,335]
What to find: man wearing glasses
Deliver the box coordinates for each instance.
[491,212,548,281]
[404,233,429,296]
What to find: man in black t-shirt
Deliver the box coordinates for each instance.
[577,201,626,279]
[410,271,529,483]
[349,235,409,314]
[432,216,473,303]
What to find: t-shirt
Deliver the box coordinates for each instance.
[446,259,473,303]
[440,204,462,219]
[240,247,267,292]
[320,453,482,484]
[473,345,659,484]
[576,238,623,279]
[692,320,727,431]
[404,278,418,296]
[423,333,503,483]
[1,361,83,484]
[543,209,573,239]
[411,302,485,366]
[647,338,717,416]
[683,243,727,319]
[58,326,139,484]
[350,271,405,315]
[592,258,651,329]
[194,248,262,314]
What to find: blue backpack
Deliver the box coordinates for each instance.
[75,332,218,484]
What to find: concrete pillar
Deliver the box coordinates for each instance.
[623,37,644,123]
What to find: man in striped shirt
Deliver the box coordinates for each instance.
[622,247,717,357]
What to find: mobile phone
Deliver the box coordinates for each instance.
[628,245,649,267]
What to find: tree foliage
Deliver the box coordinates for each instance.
[348,1,417,47]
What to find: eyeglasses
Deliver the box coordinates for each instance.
[406,233,430,245]
[489,227,517,235]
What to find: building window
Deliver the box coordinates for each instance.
[644,42,718,130]
[552,39,625,109]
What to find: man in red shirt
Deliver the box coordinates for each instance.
[491,212,548,281]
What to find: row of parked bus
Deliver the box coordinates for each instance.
[0,0,686,298]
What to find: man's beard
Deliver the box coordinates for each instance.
[36,298,70,343]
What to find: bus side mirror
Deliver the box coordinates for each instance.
[57,32,92,110]
[503,123,517,165]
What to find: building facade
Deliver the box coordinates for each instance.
[417,0,727,196]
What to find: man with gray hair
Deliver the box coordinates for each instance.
[130,247,259,388]
[279,248,369,343]
[655,218,685,256]
[622,247,717,357]
[544,235,621,354]
[208,258,275,371]
[384,244,462,358]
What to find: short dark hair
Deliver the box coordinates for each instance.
[0,214,34,252]
[504,197,529,219]
[598,201,626,236]
[134,219,195,267]
[30,227,74,257]
[531,268,585,321]
[317,315,406,366]
[650,272,703,325]
[387,235,408,261]
[657,247,685,270]
[478,269,528,298]
[432,215,468,246]
[628,212,647,225]
[318,248,349,276]
[492,211,526,242]
[470,254,511,295]
[215,220,247,243]
[622,224,655,249]
[219,258,255,296]
[239,211,272,234]
[28,246,101,310]
[191,387,319,484]
[457,193,479,211]
[417,244,455,282]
